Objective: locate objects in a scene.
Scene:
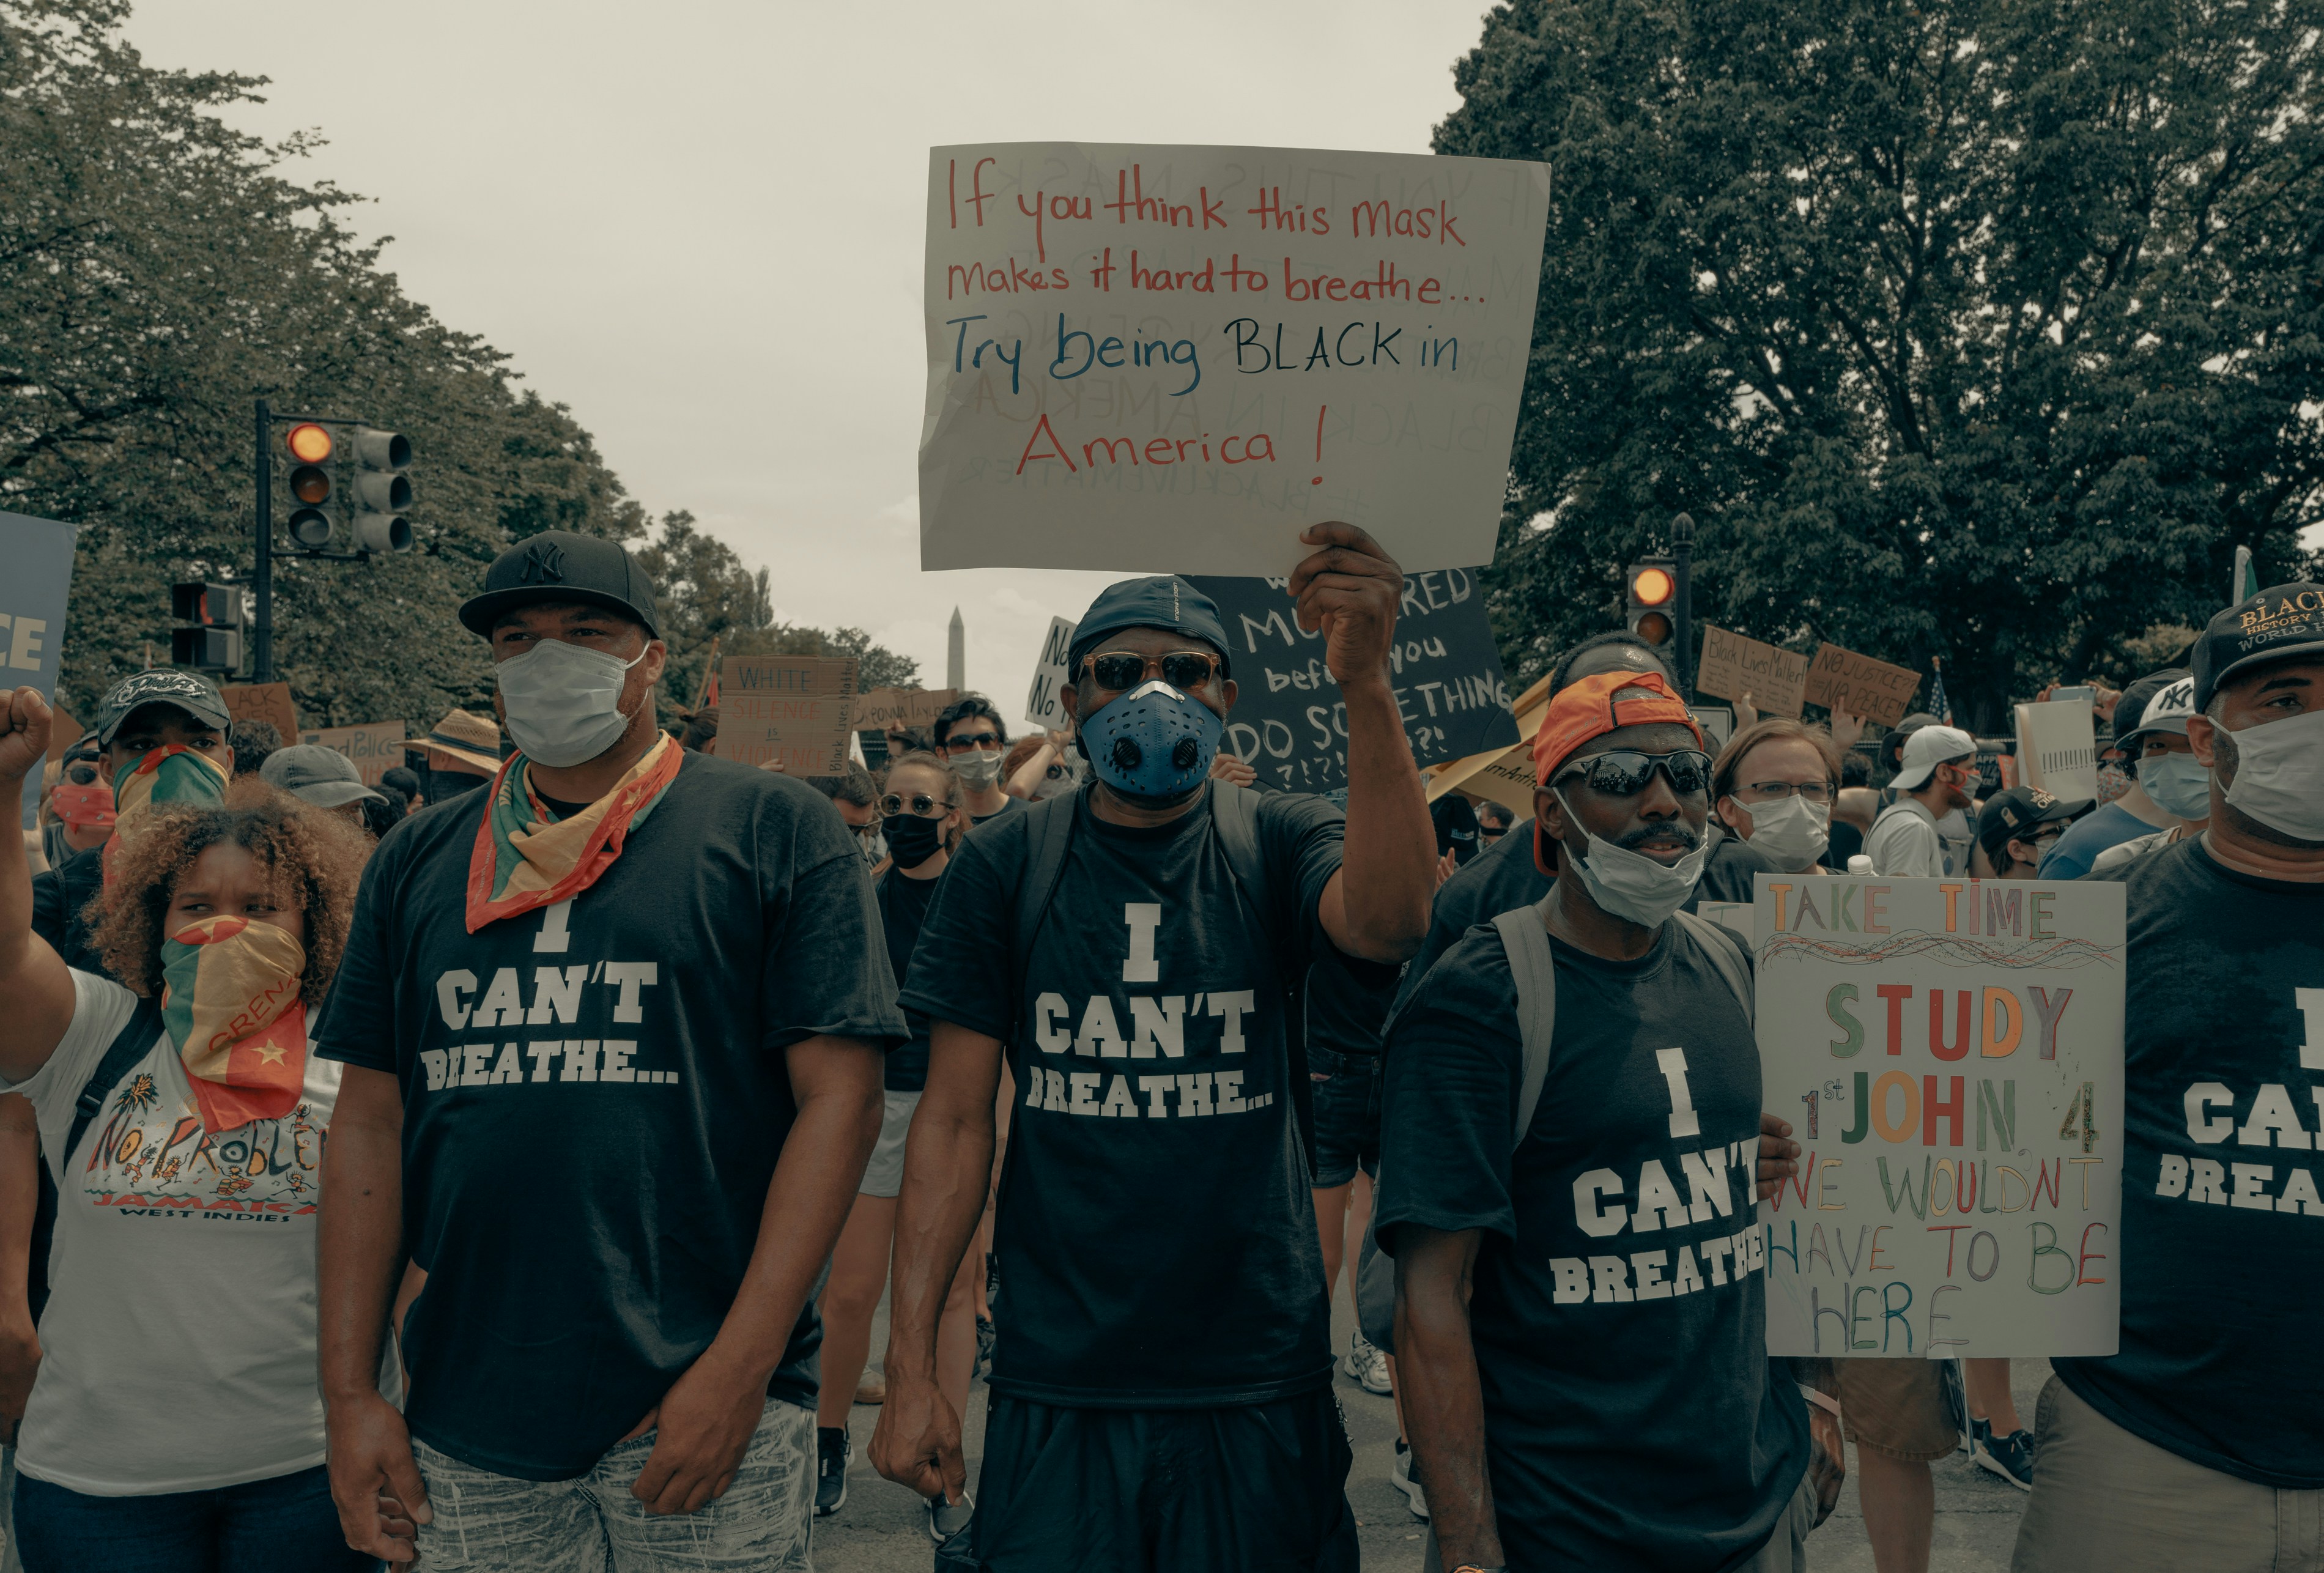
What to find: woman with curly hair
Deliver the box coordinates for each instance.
[0,686,382,1572]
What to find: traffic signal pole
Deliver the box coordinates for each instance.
[1671,511,1695,701]
[254,398,276,681]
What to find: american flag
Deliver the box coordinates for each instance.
[1928,657,1953,726]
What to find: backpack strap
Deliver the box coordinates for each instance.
[1491,895,1558,1150]
[1206,780,1320,1177]
[1672,909,1755,1020]
[65,994,163,1169]
[1005,793,1081,1044]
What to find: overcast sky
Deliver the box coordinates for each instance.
[122,1,1489,709]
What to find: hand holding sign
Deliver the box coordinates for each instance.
[1288,522,1404,689]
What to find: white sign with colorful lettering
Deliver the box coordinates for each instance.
[1754,874,2126,1357]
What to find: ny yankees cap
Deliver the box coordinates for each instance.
[459,530,664,641]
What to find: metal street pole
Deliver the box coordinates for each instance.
[1670,511,1694,701]
[253,398,275,682]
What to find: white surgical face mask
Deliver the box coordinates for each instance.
[949,748,1003,789]
[496,638,646,769]
[2136,753,2211,822]
[2222,707,2324,843]
[1740,794,1830,872]
[1555,790,1708,928]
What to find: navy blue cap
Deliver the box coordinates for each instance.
[459,530,662,641]
[1068,576,1233,681]
[2194,582,2324,712]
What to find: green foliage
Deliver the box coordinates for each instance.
[1441,0,2324,729]
[0,0,908,734]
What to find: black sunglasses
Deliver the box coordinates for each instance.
[1085,650,1222,692]
[941,731,1002,753]
[880,792,949,818]
[1555,749,1715,798]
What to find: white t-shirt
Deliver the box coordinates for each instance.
[7,969,350,1495]
[1866,798,1949,878]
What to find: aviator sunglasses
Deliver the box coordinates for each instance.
[1554,749,1716,798]
[1084,650,1223,692]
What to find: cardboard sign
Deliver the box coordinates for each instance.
[919,142,1551,577]
[298,721,409,787]
[2015,702,2099,804]
[1690,705,1734,753]
[1755,873,2125,1356]
[219,682,300,745]
[1804,645,1923,728]
[719,656,859,775]
[857,687,960,734]
[2,511,77,830]
[43,705,81,763]
[1023,616,1078,731]
[1190,569,1517,793]
[1695,625,1808,719]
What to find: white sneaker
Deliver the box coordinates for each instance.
[1391,1439,1430,1520]
[1342,1332,1392,1396]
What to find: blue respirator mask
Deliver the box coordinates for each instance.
[1082,678,1221,801]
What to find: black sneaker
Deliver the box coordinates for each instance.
[1973,1419,2035,1491]
[815,1426,849,1517]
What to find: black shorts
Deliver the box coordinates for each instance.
[1308,1046,1381,1189]
[971,1386,1357,1573]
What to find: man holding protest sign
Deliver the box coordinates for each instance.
[2014,584,2324,1572]
[1376,669,1822,1573]
[314,530,904,1570]
[872,524,1434,1572]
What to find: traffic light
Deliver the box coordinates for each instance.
[350,427,413,553]
[170,582,244,673]
[1624,557,1678,645]
[284,421,335,548]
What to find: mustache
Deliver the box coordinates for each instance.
[1615,821,1700,853]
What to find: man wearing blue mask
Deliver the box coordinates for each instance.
[2087,675,2207,876]
[2014,583,2324,1573]
[314,530,905,1571]
[871,523,1435,1572]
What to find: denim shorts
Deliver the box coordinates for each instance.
[409,1399,815,1572]
[1308,1046,1382,1189]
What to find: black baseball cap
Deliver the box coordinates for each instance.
[2193,581,2324,712]
[1068,576,1232,680]
[1977,785,2091,866]
[458,530,663,640]
[92,670,232,748]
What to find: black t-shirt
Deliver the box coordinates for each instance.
[874,867,942,1092]
[2052,838,2324,1488]
[900,786,1345,1407]
[1304,943,1404,1059]
[1825,817,1864,872]
[1694,835,1778,908]
[316,752,906,1479]
[29,845,106,977]
[971,792,1025,826]
[1392,816,1553,1016]
[1375,920,1807,1572]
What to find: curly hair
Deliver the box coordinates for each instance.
[89,780,374,1004]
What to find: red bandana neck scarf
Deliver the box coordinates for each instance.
[160,915,309,1134]
[465,733,682,933]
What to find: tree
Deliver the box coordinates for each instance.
[1441,0,2324,729]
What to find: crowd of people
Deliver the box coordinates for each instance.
[0,522,2316,1573]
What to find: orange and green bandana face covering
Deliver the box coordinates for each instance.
[105,746,231,885]
[160,914,308,1134]
[465,732,681,933]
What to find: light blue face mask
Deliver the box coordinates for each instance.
[2137,753,2211,821]
[1082,678,1221,802]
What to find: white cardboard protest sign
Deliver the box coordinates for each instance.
[298,721,408,786]
[1755,874,2125,1357]
[0,512,75,831]
[2015,701,2100,804]
[1024,616,1076,731]
[920,143,1550,576]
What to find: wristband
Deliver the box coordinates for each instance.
[1797,1382,1842,1419]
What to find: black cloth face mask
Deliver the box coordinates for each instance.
[882,812,947,869]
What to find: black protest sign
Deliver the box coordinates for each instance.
[1185,569,1518,793]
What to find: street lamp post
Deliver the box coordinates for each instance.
[1671,511,1695,701]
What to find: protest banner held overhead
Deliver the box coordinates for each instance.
[1,512,75,831]
[2015,699,2100,803]
[1191,568,1515,792]
[1755,873,2126,1358]
[298,722,408,787]
[919,143,1550,578]
[1695,625,1809,719]
[719,655,859,775]
[1803,643,1923,728]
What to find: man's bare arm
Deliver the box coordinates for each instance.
[0,1094,41,1445]
[1394,1224,1505,1572]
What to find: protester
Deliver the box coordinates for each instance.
[1431,791,1482,873]
[806,761,885,872]
[1002,726,1081,802]
[26,757,109,978]
[261,744,386,821]
[2013,583,2324,1572]
[813,751,980,1528]
[36,738,105,875]
[2088,675,2207,875]
[1864,725,1978,878]
[2037,672,2186,879]
[379,766,424,815]
[1377,668,1823,1572]
[0,686,379,1571]
[1711,719,1845,875]
[1829,750,1874,870]
[931,695,1019,825]
[679,705,719,755]
[1971,786,2089,882]
[313,530,905,1570]
[1474,799,1514,845]
[229,717,283,780]
[1307,939,1401,1400]
[871,526,1436,1572]
[404,708,503,805]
